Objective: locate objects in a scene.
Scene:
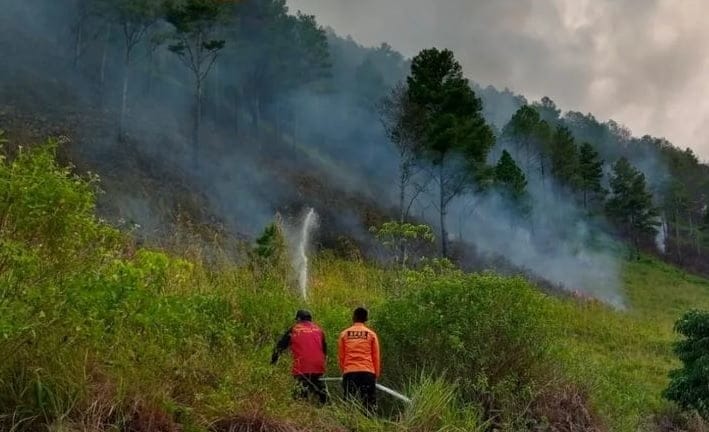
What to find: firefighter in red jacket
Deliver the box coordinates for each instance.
[271,310,328,404]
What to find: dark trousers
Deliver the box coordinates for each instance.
[342,372,376,411]
[294,374,328,404]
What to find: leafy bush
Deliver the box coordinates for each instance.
[0,140,267,430]
[0,140,121,263]
[664,310,709,418]
[377,267,558,427]
[370,221,435,268]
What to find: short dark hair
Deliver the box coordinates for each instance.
[295,310,312,321]
[353,307,368,323]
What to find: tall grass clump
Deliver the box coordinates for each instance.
[399,374,486,432]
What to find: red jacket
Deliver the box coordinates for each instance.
[274,321,327,375]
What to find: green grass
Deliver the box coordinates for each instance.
[556,257,709,430]
[3,137,709,431]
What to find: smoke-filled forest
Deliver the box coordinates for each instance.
[3,0,708,298]
[2,1,709,431]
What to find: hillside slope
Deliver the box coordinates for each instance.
[1,138,708,432]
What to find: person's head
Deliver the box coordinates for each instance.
[295,309,312,322]
[352,307,368,323]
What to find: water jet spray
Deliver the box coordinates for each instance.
[294,208,318,301]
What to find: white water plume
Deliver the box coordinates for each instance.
[294,208,319,300]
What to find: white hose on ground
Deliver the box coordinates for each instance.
[320,377,412,404]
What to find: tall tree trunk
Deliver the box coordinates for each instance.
[213,62,221,119]
[119,52,130,140]
[291,106,297,150]
[192,79,202,168]
[439,165,448,258]
[147,46,158,96]
[689,213,700,255]
[74,21,83,68]
[233,90,240,137]
[248,96,260,132]
[274,102,281,141]
[99,32,108,105]
[399,159,406,223]
[674,210,683,263]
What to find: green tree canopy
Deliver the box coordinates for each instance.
[229,3,330,127]
[502,105,552,179]
[503,105,541,139]
[495,150,530,220]
[165,0,228,165]
[550,126,580,189]
[495,150,527,200]
[355,57,386,108]
[606,157,660,255]
[406,48,495,256]
[370,221,434,269]
[531,96,561,126]
[664,310,709,419]
[578,142,606,209]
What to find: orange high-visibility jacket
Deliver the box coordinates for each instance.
[338,323,380,377]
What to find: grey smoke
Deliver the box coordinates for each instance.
[429,142,626,307]
[1,0,680,306]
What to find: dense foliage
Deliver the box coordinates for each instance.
[378,268,557,428]
[665,310,709,418]
[399,48,495,256]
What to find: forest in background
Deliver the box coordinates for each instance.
[3,1,709,431]
[1,0,708,295]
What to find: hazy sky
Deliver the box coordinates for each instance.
[288,0,709,160]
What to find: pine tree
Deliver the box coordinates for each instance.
[406,48,495,257]
[663,180,690,262]
[165,0,227,167]
[531,96,561,126]
[701,206,709,248]
[606,157,660,257]
[503,105,540,138]
[495,150,527,199]
[502,105,551,179]
[355,58,386,108]
[495,150,530,219]
[550,126,580,189]
[380,84,427,222]
[578,142,606,209]
[99,0,163,139]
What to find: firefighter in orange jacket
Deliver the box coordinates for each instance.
[271,310,328,404]
[338,307,380,411]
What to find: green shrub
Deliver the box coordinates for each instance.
[377,269,557,427]
[0,140,121,268]
[370,221,435,269]
[664,310,709,418]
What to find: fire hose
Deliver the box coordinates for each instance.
[319,377,412,404]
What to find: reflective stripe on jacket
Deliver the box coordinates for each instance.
[338,323,380,377]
